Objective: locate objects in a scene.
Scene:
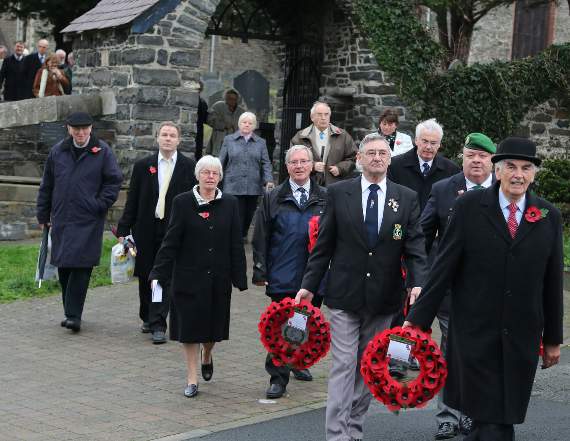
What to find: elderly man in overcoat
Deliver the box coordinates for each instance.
[290,101,357,186]
[406,137,563,441]
[37,112,123,332]
[296,133,427,441]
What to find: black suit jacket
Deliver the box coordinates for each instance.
[23,53,43,99]
[388,148,460,211]
[0,55,28,101]
[117,152,196,276]
[301,176,427,315]
[407,183,564,424]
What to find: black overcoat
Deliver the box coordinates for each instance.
[0,55,28,101]
[388,148,460,211]
[407,183,564,424]
[301,177,427,315]
[149,191,247,343]
[36,136,123,267]
[116,153,196,277]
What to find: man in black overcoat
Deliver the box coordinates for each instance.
[37,112,122,333]
[388,118,460,211]
[420,132,496,439]
[296,133,428,441]
[117,122,196,343]
[23,38,49,98]
[0,41,28,101]
[406,137,564,441]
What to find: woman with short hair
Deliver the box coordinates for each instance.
[149,155,247,398]
[219,111,274,241]
[377,108,414,157]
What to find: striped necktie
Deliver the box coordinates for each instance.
[507,202,518,239]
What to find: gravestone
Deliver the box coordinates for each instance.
[234,70,269,121]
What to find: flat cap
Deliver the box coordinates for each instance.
[464,133,496,154]
[66,112,93,127]
[491,137,541,166]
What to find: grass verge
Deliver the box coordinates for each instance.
[0,239,114,303]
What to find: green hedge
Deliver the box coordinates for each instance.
[535,159,570,226]
[355,0,570,158]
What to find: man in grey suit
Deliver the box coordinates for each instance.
[296,133,428,441]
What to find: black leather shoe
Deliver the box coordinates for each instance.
[292,368,313,381]
[435,422,459,440]
[266,383,286,399]
[460,416,474,435]
[184,383,198,398]
[140,322,150,333]
[152,331,167,344]
[201,353,213,382]
[65,319,81,332]
[60,319,68,327]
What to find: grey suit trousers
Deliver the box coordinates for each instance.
[326,307,397,441]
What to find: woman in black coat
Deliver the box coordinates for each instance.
[150,155,247,398]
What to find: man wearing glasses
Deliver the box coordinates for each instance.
[252,145,327,399]
[296,133,427,441]
[388,118,460,211]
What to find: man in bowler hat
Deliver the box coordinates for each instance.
[37,112,122,332]
[405,137,563,441]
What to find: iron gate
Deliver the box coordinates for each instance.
[278,43,323,182]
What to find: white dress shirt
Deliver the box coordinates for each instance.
[418,155,433,174]
[498,189,525,225]
[289,178,311,205]
[465,174,493,190]
[361,175,387,233]
[155,150,178,217]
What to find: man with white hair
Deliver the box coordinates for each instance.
[117,122,196,343]
[23,38,49,98]
[388,118,460,211]
[55,49,72,94]
[252,144,327,399]
[291,101,357,186]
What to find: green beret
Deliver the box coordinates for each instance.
[464,133,496,154]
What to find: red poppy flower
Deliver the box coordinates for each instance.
[308,216,320,253]
[199,212,210,219]
[149,166,157,174]
[90,146,101,154]
[396,140,401,145]
[524,206,547,223]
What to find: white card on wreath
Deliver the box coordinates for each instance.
[387,338,413,364]
[287,312,308,331]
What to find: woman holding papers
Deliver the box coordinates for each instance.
[150,155,247,398]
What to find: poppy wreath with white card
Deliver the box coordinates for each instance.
[360,326,447,412]
[258,298,330,370]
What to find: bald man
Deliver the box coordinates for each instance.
[24,38,49,98]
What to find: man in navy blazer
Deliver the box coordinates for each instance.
[296,133,427,441]
[117,122,196,343]
[420,133,496,440]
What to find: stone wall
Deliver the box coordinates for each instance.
[520,98,570,157]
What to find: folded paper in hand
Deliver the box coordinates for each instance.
[152,280,163,303]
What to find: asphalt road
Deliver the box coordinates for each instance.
[193,347,570,441]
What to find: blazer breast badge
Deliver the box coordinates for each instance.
[393,223,402,240]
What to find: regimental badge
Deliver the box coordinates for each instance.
[393,223,402,240]
[388,198,399,212]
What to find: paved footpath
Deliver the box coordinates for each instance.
[1,245,568,441]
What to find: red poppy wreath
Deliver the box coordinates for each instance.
[360,326,447,412]
[258,298,331,370]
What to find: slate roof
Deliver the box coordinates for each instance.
[61,0,162,33]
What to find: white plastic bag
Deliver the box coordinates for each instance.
[35,232,58,285]
[110,242,135,284]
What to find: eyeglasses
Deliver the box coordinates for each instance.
[419,138,440,147]
[288,160,312,166]
[364,150,390,158]
[199,170,220,177]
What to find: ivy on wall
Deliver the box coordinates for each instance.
[354,0,570,157]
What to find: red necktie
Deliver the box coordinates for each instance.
[507,202,518,238]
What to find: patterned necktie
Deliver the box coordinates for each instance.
[319,131,325,141]
[422,162,430,177]
[298,187,308,207]
[470,185,485,191]
[156,160,173,219]
[365,184,380,247]
[507,202,518,239]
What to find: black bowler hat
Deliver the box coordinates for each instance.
[491,137,541,166]
[66,111,93,127]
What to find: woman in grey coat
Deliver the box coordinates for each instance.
[219,112,274,240]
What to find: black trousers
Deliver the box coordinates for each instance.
[265,293,323,386]
[58,267,93,321]
[138,218,170,332]
[465,422,514,441]
[235,195,259,239]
